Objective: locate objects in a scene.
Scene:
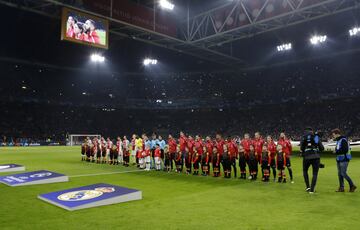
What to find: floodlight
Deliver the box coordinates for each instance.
[90,54,105,63]
[159,0,174,10]
[310,35,327,45]
[143,58,158,66]
[349,27,360,36]
[277,43,292,52]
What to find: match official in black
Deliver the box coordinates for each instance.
[300,127,324,193]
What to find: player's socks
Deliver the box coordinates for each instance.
[288,168,293,181]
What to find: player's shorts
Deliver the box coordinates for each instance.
[277,162,285,170]
[261,161,269,168]
[286,157,291,167]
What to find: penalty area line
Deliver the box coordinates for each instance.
[69,170,145,178]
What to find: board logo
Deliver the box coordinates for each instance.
[30,172,52,178]
[57,187,115,201]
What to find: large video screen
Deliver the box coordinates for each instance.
[61,7,109,49]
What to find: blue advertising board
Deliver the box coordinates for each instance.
[38,183,142,211]
[0,170,68,186]
[0,164,25,173]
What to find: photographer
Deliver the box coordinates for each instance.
[300,127,324,193]
[331,129,357,193]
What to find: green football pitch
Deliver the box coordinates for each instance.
[0,146,359,230]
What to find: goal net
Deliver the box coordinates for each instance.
[68,134,101,146]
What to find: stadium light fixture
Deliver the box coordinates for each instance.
[90,54,105,63]
[310,35,327,45]
[277,43,292,52]
[349,27,360,36]
[143,58,158,66]
[159,0,174,10]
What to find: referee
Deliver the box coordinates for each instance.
[300,127,324,194]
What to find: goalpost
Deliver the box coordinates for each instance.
[68,134,101,146]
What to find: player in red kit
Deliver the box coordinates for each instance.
[204,136,214,176]
[187,136,195,173]
[205,136,214,161]
[215,133,225,156]
[168,135,177,171]
[266,135,277,181]
[179,131,187,154]
[184,146,192,174]
[179,131,187,171]
[193,135,203,175]
[278,132,293,183]
[253,132,264,163]
[227,137,238,178]
[241,133,252,176]
[187,136,195,155]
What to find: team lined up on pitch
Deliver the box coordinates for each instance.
[81,132,294,183]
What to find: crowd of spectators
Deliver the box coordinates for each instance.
[1,97,359,144]
[1,58,360,144]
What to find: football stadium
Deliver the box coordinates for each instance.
[1,0,360,229]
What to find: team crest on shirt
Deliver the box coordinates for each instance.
[57,187,115,201]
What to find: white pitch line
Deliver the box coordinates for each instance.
[69,169,145,178]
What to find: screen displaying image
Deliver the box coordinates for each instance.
[61,7,109,49]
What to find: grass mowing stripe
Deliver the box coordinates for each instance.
[69,169,145,178]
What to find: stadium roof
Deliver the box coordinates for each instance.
[1,0,359,69]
